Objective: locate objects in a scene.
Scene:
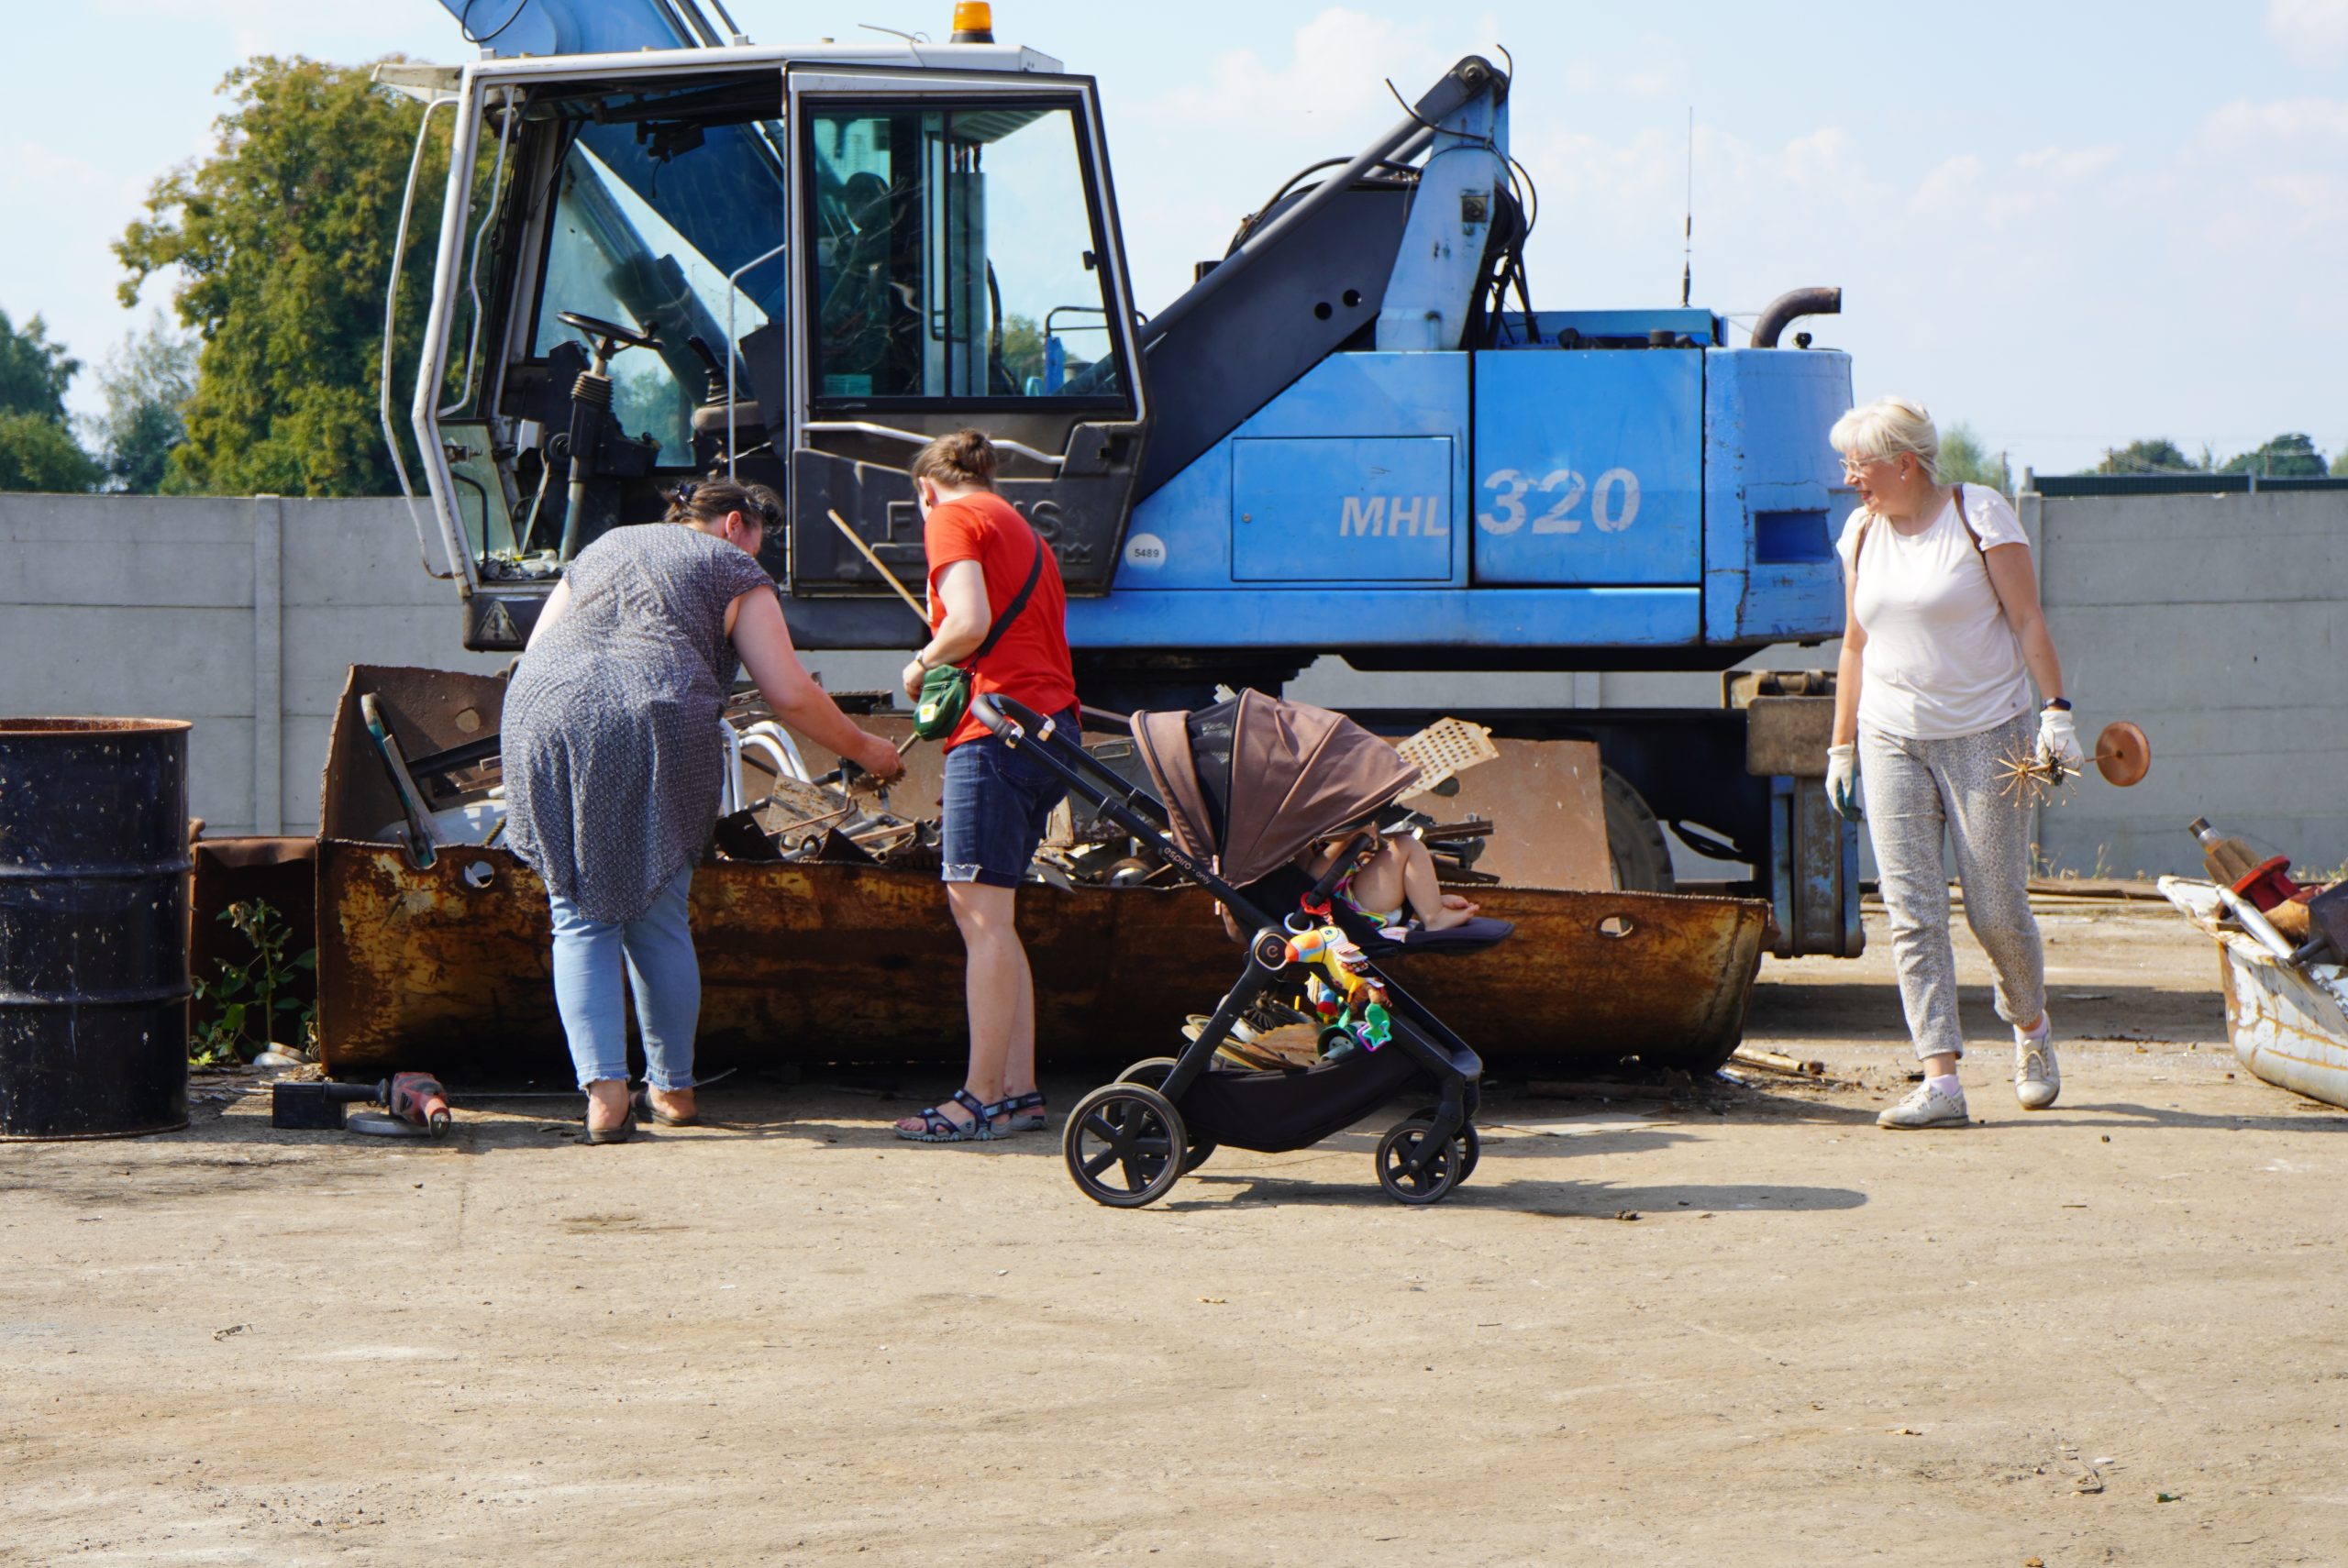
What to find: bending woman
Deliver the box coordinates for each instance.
[1825,398,2079,1130]
[504,480,905,1143]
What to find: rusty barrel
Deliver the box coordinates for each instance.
[0,718,193,1140]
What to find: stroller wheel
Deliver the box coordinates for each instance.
[1409,1105,1481,1182]
[1115,1058,1217,1174]
[1065,1082,1189,1208]
[1376,1118,1466,1206]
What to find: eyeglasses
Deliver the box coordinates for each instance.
[1839,456,1893,481]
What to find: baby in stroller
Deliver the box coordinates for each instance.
[1302,826,1481,934]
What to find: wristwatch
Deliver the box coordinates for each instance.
[2042,697,2071,712]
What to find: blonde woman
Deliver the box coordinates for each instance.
[1826,398,2079,1129]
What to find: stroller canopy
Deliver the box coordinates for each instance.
[1131,690,1420,889]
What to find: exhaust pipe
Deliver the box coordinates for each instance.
[1751,286,1842,348]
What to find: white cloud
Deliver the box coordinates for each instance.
[2015,143,2122,181]
[2267,0,2348,61]
[2202,94,2348,144]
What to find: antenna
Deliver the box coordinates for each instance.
[1680,107,1693,308]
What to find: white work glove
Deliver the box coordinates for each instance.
[2036,706,2083,773]
[1825,743,1859,821]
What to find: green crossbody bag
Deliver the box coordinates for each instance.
[912,537,1047,742]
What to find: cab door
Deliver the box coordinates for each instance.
[781,67,1148,602]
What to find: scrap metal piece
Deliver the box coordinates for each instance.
[2161,877,2348,1110]
[1396,716,1499,801]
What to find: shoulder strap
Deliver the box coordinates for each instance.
[967,531,1047,668]
[1852,509,1877,574]
[1948,483,1987,556]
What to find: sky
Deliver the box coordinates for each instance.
[5,0,2344,477]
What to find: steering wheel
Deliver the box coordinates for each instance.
[556,310,660,358]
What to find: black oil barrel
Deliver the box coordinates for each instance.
[0,718,192,1140]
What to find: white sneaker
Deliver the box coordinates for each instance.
[2015,1016,2059,1110]
[1877,1080,1970,1129]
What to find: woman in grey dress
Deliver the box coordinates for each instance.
[504,480,904,1143]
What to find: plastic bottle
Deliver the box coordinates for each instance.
[2188,817,2260,886]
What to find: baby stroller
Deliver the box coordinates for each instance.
[973,691,1511,1208]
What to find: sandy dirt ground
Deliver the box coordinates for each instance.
[6,896,2346,1567]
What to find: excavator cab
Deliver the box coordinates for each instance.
[393,45,1146,648]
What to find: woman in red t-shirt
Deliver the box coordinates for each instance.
[892,430,1079,1143]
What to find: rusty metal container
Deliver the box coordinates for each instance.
[0,717,192,1140]
[318,668,1767,1080]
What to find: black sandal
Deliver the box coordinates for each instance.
[895,1088,1006,1143]
[1000,1090,1047,1133]
[633,1085,699,1127]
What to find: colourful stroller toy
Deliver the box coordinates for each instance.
[973,690,1509,1207]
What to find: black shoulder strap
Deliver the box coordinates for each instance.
[968,532,1047,668]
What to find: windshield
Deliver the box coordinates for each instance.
[531,111,787,463]
[806,102,1124,403]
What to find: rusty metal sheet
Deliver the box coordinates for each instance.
[1428,738,1611,890]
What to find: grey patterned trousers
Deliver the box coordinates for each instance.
[1859,712,2047,1061]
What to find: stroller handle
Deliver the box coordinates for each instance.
[972,692,1051,742]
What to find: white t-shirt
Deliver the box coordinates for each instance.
[1836,483,2032,740]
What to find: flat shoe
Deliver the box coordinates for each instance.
[585,1111,637,1145]
[633,1086,699,1127]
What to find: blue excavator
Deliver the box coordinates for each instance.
[382,0,1860,949]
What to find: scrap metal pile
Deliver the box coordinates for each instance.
[705,691,1502,891]
[358,676,1506,893]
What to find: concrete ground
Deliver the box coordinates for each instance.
[6,896,2345,1566]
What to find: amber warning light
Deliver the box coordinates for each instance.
[951,3,995,42]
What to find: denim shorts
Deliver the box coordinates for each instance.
[940,706,1075,888]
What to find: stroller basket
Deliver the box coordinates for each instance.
[973,693,1492,1208]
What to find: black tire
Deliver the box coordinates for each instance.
[1409,1104,1481,1182]
[1376,1118,1464,1205]
[1065,1082,1188,1209]
[1602,767,1677,893]
[1115,1057,1216,1173]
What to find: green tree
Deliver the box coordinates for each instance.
[2220,433,2328,478]
[997,312,1044,391]
[0,412,105,492]
[88,315,197,494]
[0,308,79,423]
[2099,437,2197,475]
[1937,422,2010,493]
[116,57,460,497]
[0,309,103,492]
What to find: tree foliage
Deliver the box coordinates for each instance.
[2219,433,2328,479]
[89,315,198,494]
[0,309,79,424]
[1937,422,2010,493]
[116,57,458,497]
[0,309,103,492]
[2099,437,2197,475]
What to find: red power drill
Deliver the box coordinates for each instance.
[381,1072,453,1136]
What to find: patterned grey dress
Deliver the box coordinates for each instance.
[502,525,774,923]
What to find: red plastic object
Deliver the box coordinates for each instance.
[2232,856,2301,912]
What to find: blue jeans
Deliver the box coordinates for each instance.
[941,707,1074,888]
[548,863,700,1090]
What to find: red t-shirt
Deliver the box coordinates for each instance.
[924,491,1077,750]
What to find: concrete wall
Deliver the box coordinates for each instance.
[4,487,2337,876]
[2021,488,2348,880]
[0,495,508,837]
